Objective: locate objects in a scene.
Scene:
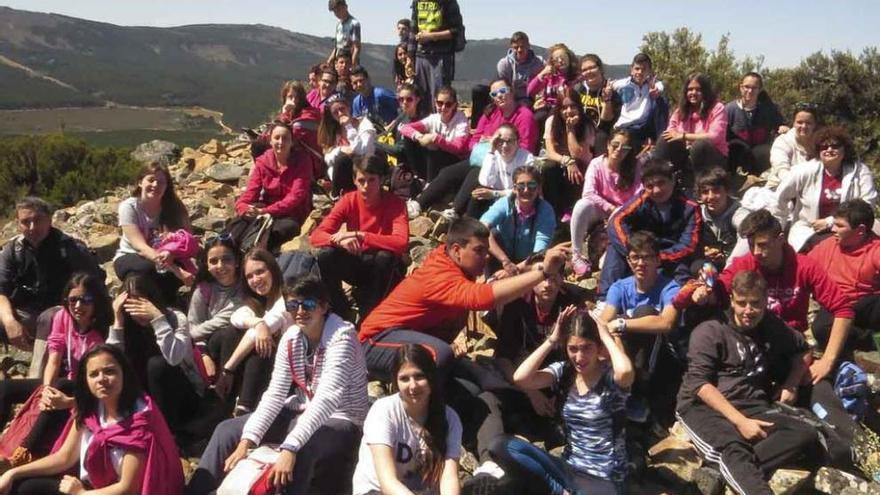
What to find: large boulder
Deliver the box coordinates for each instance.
[131,140,180,166]
[205,162,245,183]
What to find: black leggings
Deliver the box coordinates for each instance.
[416,161,489,216]
[206,326,275,411]
[316,247,403,321]
[113,253,182,302]
[403,141,461,183]
[331,156,356,196]
[654,137,728,174]
[727,139,772,175]
[541,161,581,219]
[10,476,71,495]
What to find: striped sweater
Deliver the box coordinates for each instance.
[241,313,369,452]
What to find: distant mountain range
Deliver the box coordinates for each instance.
[0,7,629,129]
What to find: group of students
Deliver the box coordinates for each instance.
[0,4,879,495]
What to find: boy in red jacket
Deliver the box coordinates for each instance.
[310,155,409,321]
[808,199,880,356]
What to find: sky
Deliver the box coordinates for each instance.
[3,0,878,68]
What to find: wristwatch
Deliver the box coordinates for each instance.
[615,318,627,334]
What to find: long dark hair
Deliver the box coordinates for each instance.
[317,97,351,149]
[241,248,283,316]
[280,80,309,117]
[609,129,639,191]
[120,272,168,325]
[551,87,593,153]
[557,311,601,395]
[63,272,112,340]
[195,235,241,286]
[393,43,409,82]
[481,79,513,118]
[131,162,188,231]
[392,344,448,485]
[679,73,717,121]
[74,344,143,426]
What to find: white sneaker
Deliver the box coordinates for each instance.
[440,208,459,221]
[472,460,505,479]
[406,200,421,219]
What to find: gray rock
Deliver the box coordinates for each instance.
[191,216,226,234]
[205,162,244,183]
[131,140,180,165]
[89,233,120,263]
[769,468,811,494]
[815,466,873,494]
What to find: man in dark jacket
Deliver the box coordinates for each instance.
[407,0,464,115]
[0,197,104,377]
[599,158,702,300]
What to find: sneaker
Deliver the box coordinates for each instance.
[572,254,592,277]
[472,460,505,479]
[406,200,422,219]
[440,208,459,221]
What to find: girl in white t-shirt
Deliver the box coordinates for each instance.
[352,344,463,495]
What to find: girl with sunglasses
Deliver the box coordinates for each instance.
[775,125,878,252]
[480,166,556,278]
[0,344,184,495]
[187,277,368,495]
[318,94,377,197]
[213,248,285,416]
[110,273,219,453]
[541,87,597,221]
[398,86,470,183]
[0,272,110,466]
[569,129,643,276]
[351,344,462,495]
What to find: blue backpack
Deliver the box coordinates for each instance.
[833,361,869,420]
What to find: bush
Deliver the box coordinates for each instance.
[0,134,140,213]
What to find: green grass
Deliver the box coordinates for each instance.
[64,129,230,149]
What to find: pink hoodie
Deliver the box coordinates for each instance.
[46,309,104,380]
[666,101,729,156]
[471,105,539,153]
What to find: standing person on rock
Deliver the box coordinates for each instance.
[327,0,361,67]
[112,162,192,299]
[233,122,313,254]
[407,0,465,116]
[0,197,105,378]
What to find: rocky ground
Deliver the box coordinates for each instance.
[3,137,880,494]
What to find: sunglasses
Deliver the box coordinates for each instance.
[398,95,415,103]
[205,231,235,246]
[435,100,456,109]
[497,137,517,145]
[285,298,319,312]
[67,295,95,306]
[794,102,818,112]
[514,181,539,192]
[608,142,633,151]
[819,142,842,151]
[489,87,510,99]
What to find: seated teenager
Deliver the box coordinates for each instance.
[684,210,854,384]
[610,53,666,145]
[473,79,539,154]
[113,162,192,298]
[481,166,556,278]
[310,155,409,322]
[808,200,880,358]
[574,53,620,155]
[655,73,728,177]
[677,271,852,495]
[398,86,470,182]
[490,307,633,495]
[306,67,338,112]
[318,94,377,196]
[765,103,818,189]
[187,278,368,495]
[234,122,314,253]
[471,260,575,473]
[774,126,877,252]
[213,249,286,417]
[725,72,787,175]
[187,236,243,391]
[693,166,742,270]
[377,84,426,183]
[540,87,596,220]
[351,66,399,128]
[598,159,701,301]
[0,272,109,465]
[527,43,578,134]
[0,344,184,495]
[351,344,462,495]
[598,231,681,425]
[358,217,569,385]
[109,273,217,451]
[570,130,642,276]
[275,80,323,177]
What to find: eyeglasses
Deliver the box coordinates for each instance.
[608,142,633,151]
[66,295,95,306]
[205,232,234,246]
[497,137,516,145]
[285,298,319,312]
[398,95,415,103]
[514,181,539,192]
[627,254,656,264]
[819,142,842,151]
[489,87,510,99]
[435,100,456,109]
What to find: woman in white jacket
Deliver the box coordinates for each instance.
[775,126,877,252]
[765,103,819,189]
[318,94,377,196]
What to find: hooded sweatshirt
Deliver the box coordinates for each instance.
[497,48,544,103]
[359,246,496,344]
[471,104,539,154]
[807,234,880,301]
[235,148,313,223]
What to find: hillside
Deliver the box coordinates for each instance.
[0,7,629,130]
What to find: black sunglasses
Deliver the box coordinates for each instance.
[285,298,319,312]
